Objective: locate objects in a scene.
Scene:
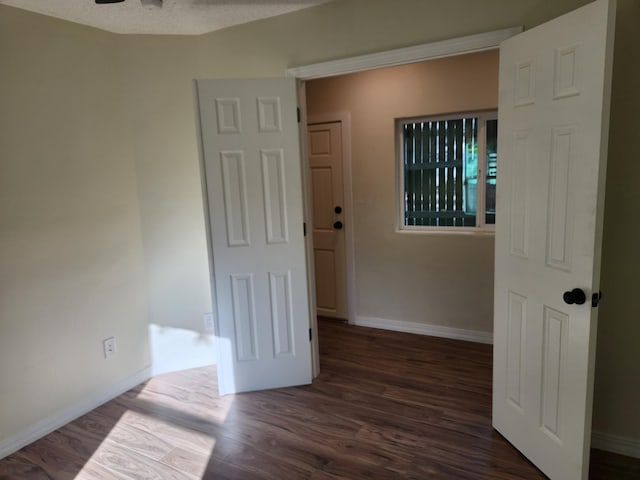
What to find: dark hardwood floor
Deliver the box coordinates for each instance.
[1,319,638,479]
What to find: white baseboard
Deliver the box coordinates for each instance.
[0,367,151,460]
[354,315,493,344]
[592,430,640,459]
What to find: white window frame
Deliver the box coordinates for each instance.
[396,110,497,234]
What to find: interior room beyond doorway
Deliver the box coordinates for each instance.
[305,50,499,341]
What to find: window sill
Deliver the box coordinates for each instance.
[396,226,495,236]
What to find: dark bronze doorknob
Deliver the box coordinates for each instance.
[563,288,586,305]
[333,221,343,230]
[335,206,342,214]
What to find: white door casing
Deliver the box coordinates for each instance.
[492,1,616,479]
[196,78,312,395]
[308,121,348,319]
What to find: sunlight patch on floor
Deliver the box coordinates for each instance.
[73,408,218,479]
[74,367,231,479]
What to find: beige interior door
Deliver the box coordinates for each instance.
[308,121,347,319]
[492,1,615,479]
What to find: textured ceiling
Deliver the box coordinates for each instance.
[0,0,332,35]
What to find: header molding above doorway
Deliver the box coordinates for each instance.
[287,26,522,80]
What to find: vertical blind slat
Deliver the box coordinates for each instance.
[454,119,464,226]
[420,123,426,224]
[445,121,455,226]
[404,124,413,225]
[437,121,446,226]
[429,122,436,226]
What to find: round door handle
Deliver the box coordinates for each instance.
[563,288,586,305]
[334,206,343,214]
[333,221,343,230]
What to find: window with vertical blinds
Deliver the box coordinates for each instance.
[398,111,497,231]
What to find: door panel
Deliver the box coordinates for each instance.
[493,1,616,479]
[261,149,289,244]
[311,168,334,228]
[314,249,337,309]
[308,122,347,319]
[196,78,312,395]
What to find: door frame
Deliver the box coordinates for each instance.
[307,112,356,325]
[289,27,522,378]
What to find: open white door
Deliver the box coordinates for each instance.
[196,78,312,395]
[493,1,616,479]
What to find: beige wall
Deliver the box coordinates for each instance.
[306,51,499,331]
[116,36,216,375]
[1,0,638,451]
[593,0,640,441]
[116,37,213,335]
[0,8,150,441]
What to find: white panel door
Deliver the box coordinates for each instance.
[196,78,312,395]
[493,1,616,479]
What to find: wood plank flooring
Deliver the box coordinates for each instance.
[1,319,639,479]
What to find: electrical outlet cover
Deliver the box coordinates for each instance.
[103,336,116,359]
[203,313,215,331]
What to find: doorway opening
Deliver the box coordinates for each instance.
[300,46,505,379]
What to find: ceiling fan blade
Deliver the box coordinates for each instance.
[94,0,163,6]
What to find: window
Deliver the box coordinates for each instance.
[398,111,498,231]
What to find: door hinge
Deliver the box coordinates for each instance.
[592,291,603,308]
[303,222,307,237]
[309,328,313,342]
[297,107,301,123]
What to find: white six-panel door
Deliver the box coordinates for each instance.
[196,78,312,395]
[492,1,616,479]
